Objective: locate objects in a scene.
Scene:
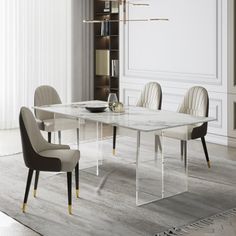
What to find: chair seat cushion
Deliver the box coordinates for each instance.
[39,149,80,172]
[37,118,80,132]
[157,125,197,140]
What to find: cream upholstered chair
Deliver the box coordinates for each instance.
[136,82,162,109]
[19,107,80,214]
[156,86,210,168]
[113,82,162,154]
[34,85,80,144]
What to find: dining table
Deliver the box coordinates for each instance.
[34,100,215,206]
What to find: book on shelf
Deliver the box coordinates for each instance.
[104,1,110,12]
[111,2,119,13]
[111,60,119,77]
[101,20,109,36]
[96,50,110,76]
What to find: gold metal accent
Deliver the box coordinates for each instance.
[83,0,168,25]
[83,18,169,23]
[22,203,26,213]
[113,149,116,156]
[68,205,72,215]
[76,189,80,198]
[207,161,211,168]
[33,189,37,198]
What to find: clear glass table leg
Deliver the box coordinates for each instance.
[136,131,141,206]
[96,122,100,176]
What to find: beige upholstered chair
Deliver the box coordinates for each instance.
[156,86,210,168]
[34,85,80,144]
[113,82,162,154]
[19,107,80,214]
[136,82,162,110]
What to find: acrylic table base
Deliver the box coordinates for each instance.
[136,129,188,206]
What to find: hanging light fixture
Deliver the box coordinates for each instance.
[83,0,169,24]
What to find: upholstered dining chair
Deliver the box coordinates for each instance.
[156,86,210,168]
[19,107,80,214]
[112,82,162,155]
[34,85,80,145]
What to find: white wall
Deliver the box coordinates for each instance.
[120,0,235,146]
[0,0,72,128]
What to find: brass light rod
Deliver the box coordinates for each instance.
[83,18,169,23]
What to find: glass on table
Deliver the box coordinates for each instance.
[107,93,118,111]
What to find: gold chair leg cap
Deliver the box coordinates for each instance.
[113,149,116,156]
[207,161,211,168]
[76,189,80,198]
[22,203,26,213]
[68,205,72,215]
[33,189,37,198]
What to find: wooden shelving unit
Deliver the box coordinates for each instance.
[93,0,120,101]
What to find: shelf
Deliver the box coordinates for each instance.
[95,35,119,37]
[96,85,109,89]
[95,12,110,15]
[110,76,119,79]
[94,0,120,101]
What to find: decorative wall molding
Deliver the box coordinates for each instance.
[121,0,223,85]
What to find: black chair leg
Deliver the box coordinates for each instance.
[33,171,40,197]
[58,131,61,144]
[113,126,117,155]
[22,169,34,213]
[183,141,187,171]
[201,137,211,168]
[48,132,51,143]
[180,140,184,161]
[67,172,72,214]
[75,163,79,198]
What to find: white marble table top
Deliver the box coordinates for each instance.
[34,100,215,132]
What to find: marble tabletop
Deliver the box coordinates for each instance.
[34,101,215,132]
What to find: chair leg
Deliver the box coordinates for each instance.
[201,137,211,168]
[67,172,72,215]
[22,169,34,213]
[154,135,158,160]
[75,163,79,198]
[113,126,117,155]
[58,131,61,144]
[33,171,40,197]
[76,128,79,149]
[180,140,184,161]
[183,141,187,171]
[48,132,51,143]
[154,135,162,160]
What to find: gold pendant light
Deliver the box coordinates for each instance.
[83,0,169,24]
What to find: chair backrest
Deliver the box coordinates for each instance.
[178,86,209,117]
[136,82,162,110]
[19,107,61,171]
[34,85,62,120]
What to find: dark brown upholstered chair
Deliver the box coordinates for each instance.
[19,107,80,214]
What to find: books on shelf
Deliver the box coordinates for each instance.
[96,50,110,76]
[111,2,119,13]
[101,20,109,36]
[111,60,119,77]
[104,1,110,12]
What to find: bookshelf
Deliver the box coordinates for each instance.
[94,0,120,101]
